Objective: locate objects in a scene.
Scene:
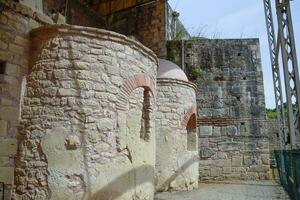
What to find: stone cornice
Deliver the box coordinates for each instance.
[157,78,197,91]
[30,24,159,65]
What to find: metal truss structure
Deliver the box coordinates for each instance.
[264,0,300,149]
[263,0,287,150]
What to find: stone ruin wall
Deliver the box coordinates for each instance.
[266,119,285,179]
[155,79,198,191]
[11,0,188,59]
[0,1,58,198]
[168,39,271,181]
[12,25,158,200]
[0,1,198,199]
[99,0,167,58]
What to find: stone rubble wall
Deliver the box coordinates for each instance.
[100,0,167,58]
[13,25,158,200]
[0,1,57,198]
[266,119,281,153]
[155,79,198,191]
[168,39,271,181]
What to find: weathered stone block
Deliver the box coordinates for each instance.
[0,156,9,166]
[0,120,7,136]
[225,126,238,136]
[1,97,13,106]
[0,138,17,156]
[261,154,270,165]
[216,159,231,167]
[232,156,242,167]
[223,167,231,174]
[199,160,214,166]
[212,126,221,136]
[249,165,270,173]
[14,35,29,46]
[199,126,212,137]
[218,142,243,151]
[0,107,19,120]
[57,88,78,97]
[9,43,24,54]
[0,40,8,50]
[65,135,81,150]
[95,143,110,153]
[210,167,221,177]
[200,147,214,158]
[217,152,227,159]
[106,65,119,75]
[0,167,14,184]
[97,118,114,131]
[225,174,242,180]
[3,76,19,85]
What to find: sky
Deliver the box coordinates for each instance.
[168,0,300,109]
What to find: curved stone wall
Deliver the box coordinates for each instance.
[155,78,198,191]
[14,25,157,200]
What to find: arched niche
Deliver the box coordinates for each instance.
[182,106,198,151]
[116,74,156,152]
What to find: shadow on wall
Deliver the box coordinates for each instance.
[89,156,199,199]
[90,165,154,200]
[159,155,199,191]
[62,36,197,200]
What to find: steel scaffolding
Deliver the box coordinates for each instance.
[263,0,287,150]
[276,0,300,149]
[264,0,300,149]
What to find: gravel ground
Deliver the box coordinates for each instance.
[155,181,290,200]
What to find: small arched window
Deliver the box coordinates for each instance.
[140,89,152,141]
[116,74,156,150]
[187,113,197,151]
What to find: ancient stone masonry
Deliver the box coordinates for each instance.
[86,0,189,58]
[0,0,278,199]
[13,25,158,200]
[0,1,202,199]
[155,59,198,191]
[168,39,271,181]
[0,1,57,198]
[265,119,288,179]
[93,0,167,58]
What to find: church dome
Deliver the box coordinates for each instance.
[157,59,188,82]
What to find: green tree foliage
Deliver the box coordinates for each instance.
[266,108,277,119]
[266,103,290,119]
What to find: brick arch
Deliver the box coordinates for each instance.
[182,106,197,129]
[116,74,156,111]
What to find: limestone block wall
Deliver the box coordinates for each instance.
[14,25,158,200]
[267,119,281,153]
[101,0,167,58]
[0,1,55,199]
[168,39,271,181]
[155,78,198,191]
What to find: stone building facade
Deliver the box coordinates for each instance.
[155,59,198,191]
[0,1,196,199]
[168,39,271,181]
[13,25,158,200]
[0,1,56,198]
[92,0,190,58]
[0,0,274,199]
